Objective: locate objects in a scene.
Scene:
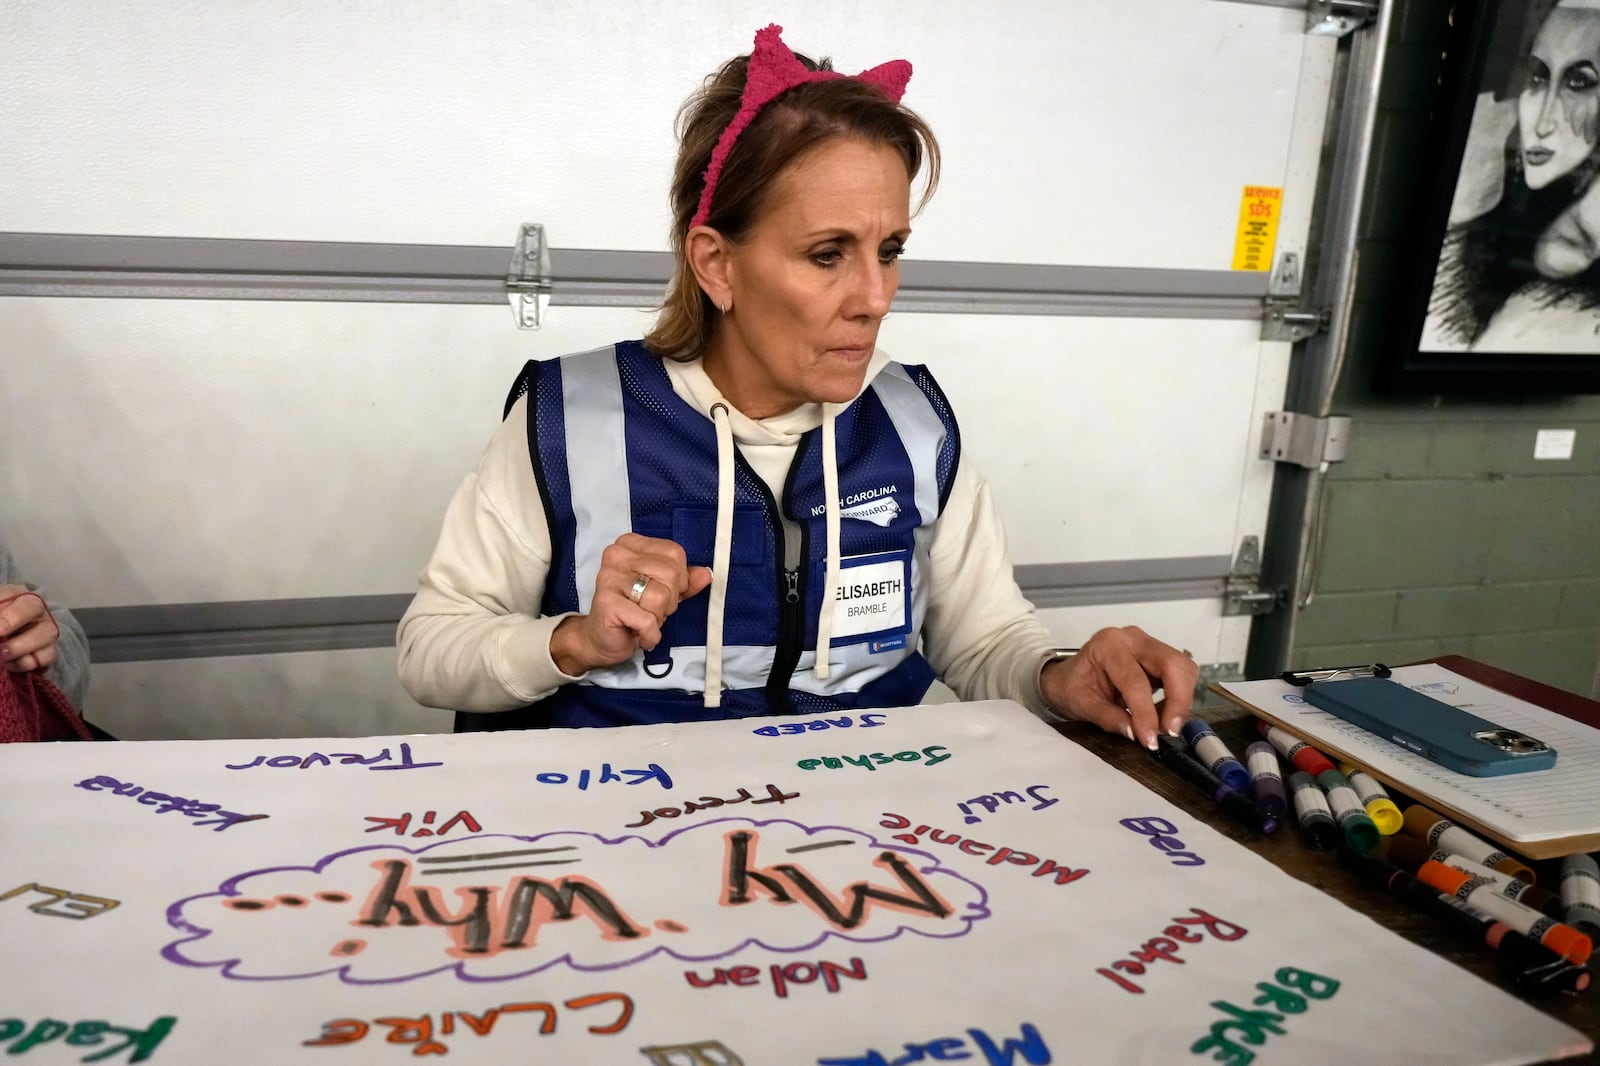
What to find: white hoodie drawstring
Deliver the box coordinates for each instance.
[703,402,736,708]
[814,404,840,681]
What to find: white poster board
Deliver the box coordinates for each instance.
[3,701,1587,1064]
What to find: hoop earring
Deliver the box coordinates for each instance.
[721,300,731,315]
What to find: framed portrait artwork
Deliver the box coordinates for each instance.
[1389,0,1600,393]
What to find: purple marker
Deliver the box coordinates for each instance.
[1243,741,1288,818]
[1180,717,1250,792]
[1154,735,1277,835]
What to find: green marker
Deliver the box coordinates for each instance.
[1317,769,1379,853]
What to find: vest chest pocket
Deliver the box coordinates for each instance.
[665,505,772,568]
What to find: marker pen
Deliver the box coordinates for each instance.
[1336,762,1403,835]
[1414,861,1592,965]
[1316,769,1379,853]
[1258,721,1335,776]
[1180,717,1250,791]
[1401,805,1536,885]
[1560,854,1600,938]
[1153,735,1277,835]
[1243,741,1287,818]
[1337,849,1593,996]
[1288,771,1339,849]
[1385,836,1566,920]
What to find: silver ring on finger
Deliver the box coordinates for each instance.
[627,574,651,603]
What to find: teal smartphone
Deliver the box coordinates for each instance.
[1301,677,1557,777]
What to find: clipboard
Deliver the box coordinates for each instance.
[1283,666,1558,778]
[1213,658,1600,860]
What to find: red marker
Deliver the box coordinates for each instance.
[1257,721,1335,776]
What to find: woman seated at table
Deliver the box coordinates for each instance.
[398,25,1196,749]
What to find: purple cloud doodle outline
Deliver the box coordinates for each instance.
[161,817,992,985]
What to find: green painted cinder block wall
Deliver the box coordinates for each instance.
[1286,0,1600,696]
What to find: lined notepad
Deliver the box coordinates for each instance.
[1218,664,1600,859]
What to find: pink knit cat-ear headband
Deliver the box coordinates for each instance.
[688,24,912,230]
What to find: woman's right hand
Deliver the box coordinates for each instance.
[549,533,713,675]
[0,585,61,674]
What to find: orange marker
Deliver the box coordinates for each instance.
[1414,861,1591,965]
[1401,805,1536,885]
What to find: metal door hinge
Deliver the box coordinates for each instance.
[507,223,552,330]
[1262,302,1329,342]
[1306,0,1376,37]
[1259,412,1351,469]
[1224,536,1285,617]
[1193,662,1243,710]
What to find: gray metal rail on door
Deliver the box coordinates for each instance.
[0,233,1268,321]
[75,556,1231,663]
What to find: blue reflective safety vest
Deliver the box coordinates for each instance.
[481,341,960,729]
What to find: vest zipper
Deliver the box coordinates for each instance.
[767,447,812,714]
[767,543,808,714]
[730,450,809,715]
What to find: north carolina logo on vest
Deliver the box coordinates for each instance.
[810,484,901,528]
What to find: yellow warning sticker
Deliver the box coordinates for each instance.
[1231,185,1282,271]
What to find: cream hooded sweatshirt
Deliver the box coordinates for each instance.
[397,349,1062,720]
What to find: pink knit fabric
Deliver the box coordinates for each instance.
[0,592,93,743]
[0,667,92,743]
[689,24,913,229]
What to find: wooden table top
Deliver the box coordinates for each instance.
[1054,702,1599,1064]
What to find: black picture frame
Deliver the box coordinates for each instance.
[1386,0,1600,394]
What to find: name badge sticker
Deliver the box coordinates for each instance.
[830,552,912,645]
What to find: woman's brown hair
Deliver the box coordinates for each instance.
[643,49,941,360]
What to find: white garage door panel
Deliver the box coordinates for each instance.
[924,600,1248,708]
[83,648,440,742]
[1,298,656,605]
[3,0,1307,269]
[889,314,1280,565]
[4,298,1275,607]
[1036,602,1253,669]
